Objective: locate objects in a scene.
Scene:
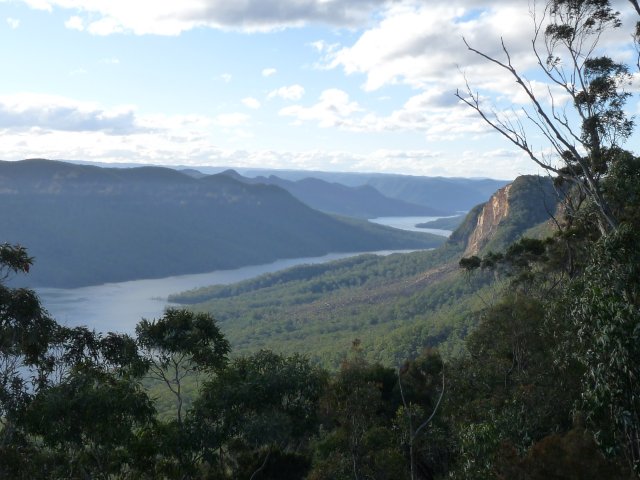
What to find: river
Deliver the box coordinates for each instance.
[37,216,451,334]
[37,250,418,334]
[369,216,453,236]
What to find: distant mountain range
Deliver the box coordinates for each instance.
[0,159,444,288]
[235,169,509,213]
[213,170,447,218]
[63,161,509,214]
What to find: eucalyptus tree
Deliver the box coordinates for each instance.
[0,244,56,473]
[193,350,327,479]
[456,1,640,475]
[136,308,230,426]
[456,0,637,235]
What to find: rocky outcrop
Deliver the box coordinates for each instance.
[450,175,561,257]
[464,183,513,256]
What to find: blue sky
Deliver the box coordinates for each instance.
[0,0,638,178]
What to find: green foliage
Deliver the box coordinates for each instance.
[136,308,229,426]
[309,351,408,480]
[56,327,148,379]
[137,308,229,373]
[443,289,585,477]
[0,251,161,478]
[25,368,156,479]
[446,148,640,477]
[192,350,327,478]
[0,245,58,475]
[0,243,33,278]
[196,350,326,445]
[553,226,640,472]
[496,426,630,479]
[170,245,490,369]
[459,237,554,286]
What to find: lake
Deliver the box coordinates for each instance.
[370,216,453,236]
[37,249,419,334]
[36,215,450,334]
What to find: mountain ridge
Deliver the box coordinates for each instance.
[0,159,443,288]
[219,170,448,218]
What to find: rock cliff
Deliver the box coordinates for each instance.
[464,183,513,256]
[450,175,560,257]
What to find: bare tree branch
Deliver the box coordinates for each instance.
[458,10,622,234]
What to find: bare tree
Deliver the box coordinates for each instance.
[398,364,445,480]
[456,0,636,235]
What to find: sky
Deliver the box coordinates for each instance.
[0,0,638,179]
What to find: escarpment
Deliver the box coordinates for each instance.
[464,183,513,256]
[450,175,561,257]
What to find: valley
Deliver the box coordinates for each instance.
[9,160,557,368]
[168,174,559,367]
[37,248,426,334]
[3,156,638,478]
[0,159,447,288]
[2,0,638,476]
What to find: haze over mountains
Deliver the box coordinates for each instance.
[0,159,451,288]
[216,170,448,218]
[190,167,509,215]
[68,161,509,214]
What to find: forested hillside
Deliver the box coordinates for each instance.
[169,174,559,367]
[0,159,443,287]
[0,0,638,477]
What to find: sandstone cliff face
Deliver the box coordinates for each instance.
[464,183,513,256]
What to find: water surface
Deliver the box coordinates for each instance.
[37,250,416,334]
[38,214,451,334]
[369,216,453,236]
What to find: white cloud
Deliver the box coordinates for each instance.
[214,113,250,127]
[220,73,232,83]
[99,57,120,65]
[326,1,535,93]
[0,94,222,165]
[279,89,361,128]
[15,0,392,35]
[0,93,141,134]
[87,16,124,35]
[202,148,533,178]
[0,132,532,178]
[0,93,535,178]
[268,84,305,101]
[262,68,277,77]
[21,0,52,12]
[309,40,324,52]
[64,15,84,31]
[242,97,261,109]
[275,86,491,140]
[6,17,20,29]
[354,89,490,139]
[309,39,341,55]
